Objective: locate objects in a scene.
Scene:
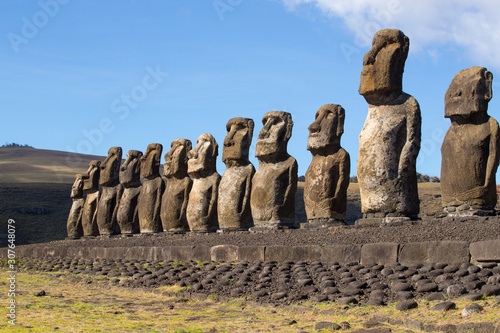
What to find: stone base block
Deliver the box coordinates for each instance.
[300,218,345,229]
[217,228,250,233]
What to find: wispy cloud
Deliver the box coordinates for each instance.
[279,0,500,69]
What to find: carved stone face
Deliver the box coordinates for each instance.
[140,143,162,179]
[307,104,344,152]
[100,147,122,186]
[120,150,143,186]
[255,111,293,158]
[164,139,191,178]
[222,117,254,164]
[187,134,218,176]
[71,174,84,198]
[359,29,409,103]
[83,160,100,191]
[445,66,493,118]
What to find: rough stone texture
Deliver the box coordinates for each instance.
[357,29,421,218]
[321,245,362,264]
[251,111,298,229]
[399,241,470,266]
[441,66,500,215]
[238,246,265,262]
[67,174,84,238]
[210,245,239,262]
[81,160,100,236]
[470,240,500,262]
[218,117,255,230]
[304,104,350,225]
[361,243,399,265]
[161,139,192,232]
[264,245,321,262]
[117,150,142,234]
[138,143,164,233]
[187,134,221,232]
[96,147,123,235]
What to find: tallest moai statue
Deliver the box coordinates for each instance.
[441,67,500,216]
[357,29,421,224]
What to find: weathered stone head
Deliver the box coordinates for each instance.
[164,139,192,178]
[83,160,100,191]
[70,174,84,199]
[445,66,493,119]
[307,104,345,153]
[255,111,293,159]
[140,143,162,179]
[100,147,122,186]
[359,29,409,104]
[120,150,143,187]
[222,117,254,166]
[188,134,218,177]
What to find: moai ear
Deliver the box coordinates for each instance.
[336,106,345,138]
[485,70,493,102]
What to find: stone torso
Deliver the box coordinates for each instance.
[357,93,420,215]
[304,149,349,220]
[441,117,499,206]
[251,156,297,226]
[138,176,165,233]
[187,172,220,231]
[218,163,255,229]
[161,176,192,231]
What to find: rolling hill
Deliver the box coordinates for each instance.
[0,146,106,183]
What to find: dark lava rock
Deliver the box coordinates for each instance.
[481,285,500,296]
[447,284,466,296]
[466,281,486,291]
[392,282,412,292]
[271,292,287,300]
[396,300,418,310]
[432,301,456,311]
[340,287,363,296]
[310,295,328,302]
[416,283,438,293]
[298,279,313,287]
[395,291,413,301]
[314,321,341,330]
[337,296,357,305]
[462,293,483,301]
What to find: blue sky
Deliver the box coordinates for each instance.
[1,0,500,179]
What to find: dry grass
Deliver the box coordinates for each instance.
[0,270,499,332]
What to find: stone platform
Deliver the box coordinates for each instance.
[2,217,500,266]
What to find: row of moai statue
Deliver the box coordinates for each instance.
[67,111,299,238]
[67,28,500,237]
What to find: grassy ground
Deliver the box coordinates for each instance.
[0,269,498,332]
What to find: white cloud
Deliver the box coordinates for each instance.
[279,0,500,69]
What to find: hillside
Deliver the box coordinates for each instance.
[0,147,106,183]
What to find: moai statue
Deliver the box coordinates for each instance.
[138,143,165,233]
[161,139,192,233]
[250,111,298,229]
[96,147,123,235]
[303,104,350,228]
[67,174,84,239]
[117,150,143,234]
[81,160,100,236]
[218,117,256,231]
[186,134,221,232]
[357,29,421,224]
[441,66,500,216]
